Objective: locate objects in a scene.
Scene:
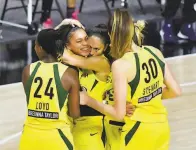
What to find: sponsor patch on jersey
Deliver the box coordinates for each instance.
[138,87,162,103]
[28,109,59,119]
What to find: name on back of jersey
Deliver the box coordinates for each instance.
[28,102,59,119]
[28,109,59,119]
[139,81,162,103]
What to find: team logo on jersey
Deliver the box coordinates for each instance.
[80,69,89,78]
[106,76,112,83]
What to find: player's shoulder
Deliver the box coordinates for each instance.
[143,45,165,61]
[112,58,132,73]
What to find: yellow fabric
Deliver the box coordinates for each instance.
[120,120,170,150]
[104,119,123,150]
[24,61,73,129]
[79,69,108,102]
[73,68,107,150]
[19,126,74,150]
[104,47,168,150]
[72,116,105,150]
[122,47,167,123]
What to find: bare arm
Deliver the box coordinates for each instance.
[22,65,30,91]
[80,60,127,121]
[63,50,110,73]
[62,67,80,119]
[162,63,182,99]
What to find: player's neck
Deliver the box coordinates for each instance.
[41,56,57,63]
[125,42,141,53]
[131,42,141,52]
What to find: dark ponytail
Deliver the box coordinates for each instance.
[37,29,65,59]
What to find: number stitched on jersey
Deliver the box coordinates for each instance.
[142,58,158,83]
[34,77,54,99]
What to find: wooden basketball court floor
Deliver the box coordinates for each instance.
[0,54,196,150]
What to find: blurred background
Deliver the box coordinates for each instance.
[0,0,196,85]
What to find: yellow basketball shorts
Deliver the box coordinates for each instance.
[120,120,170,150]
[19,126,74,150]
[104,119,125,150]
[72,116,105,150]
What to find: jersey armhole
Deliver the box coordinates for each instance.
[128,53,140,98]
[53,64,69,110]
[25,62,41,105]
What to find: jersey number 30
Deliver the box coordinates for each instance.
[142,58,158,83]
[34,77,54,99]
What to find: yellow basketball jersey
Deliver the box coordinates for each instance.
[24,61,72,129]
[124,46,167,123]
[79,68,108,116]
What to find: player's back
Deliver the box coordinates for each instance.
[24,61,72,129]
[124,46,167,123]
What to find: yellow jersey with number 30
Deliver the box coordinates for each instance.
[24,61,72,129]
[124,46,167,123]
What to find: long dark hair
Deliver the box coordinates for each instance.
[87,24,113,64]
[37,29,65,59]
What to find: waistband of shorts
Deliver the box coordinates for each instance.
[108,120,125,126]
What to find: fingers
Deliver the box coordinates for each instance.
[126,101,136,117]
[55,19,85,30]
[70,20,85,29]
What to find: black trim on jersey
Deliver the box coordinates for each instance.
[80,105,103,116]
[109,120,125,126]
[90,79,99,91]
[144,47,165,77]
[101,116,106,146]
[125,121,141,146]
[53,64,68,110]
[57,129,73,150]
[128,53,140,98]
[25,62,41,105]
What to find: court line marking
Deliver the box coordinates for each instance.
[180,81,196,87]
[165,53,196,61]
[0,132,21,145]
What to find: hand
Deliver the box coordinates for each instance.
[55,19,85,30]
[79,91,89,105]
[126,102,136,117]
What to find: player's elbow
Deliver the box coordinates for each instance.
[113,112,125,121]
[173,88,182,97]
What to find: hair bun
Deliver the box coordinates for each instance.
[135,20,145,31]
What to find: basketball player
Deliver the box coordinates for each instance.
[57,24,110,150]
[80,9,182,150]
[19,29,80,150]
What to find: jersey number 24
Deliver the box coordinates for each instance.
[34,77,54,99]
